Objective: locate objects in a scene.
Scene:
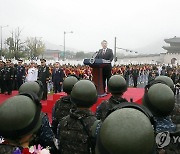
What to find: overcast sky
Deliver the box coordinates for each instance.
[1,0,180,53]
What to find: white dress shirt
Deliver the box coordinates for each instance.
[26,67,38,82]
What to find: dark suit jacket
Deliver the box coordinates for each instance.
[95,48,114,74]
[95,48,113,62]
[38,66,50,82]
[52,68,64,83]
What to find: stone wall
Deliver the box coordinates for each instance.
[116,53,180,65]
[116,55,161,64]
[163,53,180,64]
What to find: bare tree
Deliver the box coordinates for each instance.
[26,37,45,60]
[5,27,25,59]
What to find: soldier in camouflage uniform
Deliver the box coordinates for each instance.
[52,76,78,136]
[155,75,175,91]
[3,60,14,95]
[30,112,57,154]
[57,80,98,154]
[95,105,155,154]
[154,75,180,125]
[171,103,180,125]
[143,82,180,154]
[19,81,57,153]
[38,59,50,100]
[96,75,128,121]
[0,94,42,154]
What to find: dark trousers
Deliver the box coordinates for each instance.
[13,79,18,90]
[53,81,62,93]
[17,79,24,89]
[5,80,12,94]
[125,76,129,86]
[103,69,111,92]
[133,77,138,87]
[41,81,48,100]
[0,79,5,93]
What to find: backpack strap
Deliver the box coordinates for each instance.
[91,120,102,138]
[78,117,95,154]
[70,111,95,154]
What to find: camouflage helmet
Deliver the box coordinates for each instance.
[0,93,42,140]
[108,75,127,94]
[155,76,174,90]
[63,76,78,94]
[70,80,98,108]
[98,108,154,154]
[143,83,175,117]
[19,81,43,100]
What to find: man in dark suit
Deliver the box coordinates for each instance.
[95,40,113,92]
[52,62,65,93]
[131,65,139,87]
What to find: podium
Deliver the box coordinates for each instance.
[83,58,111,96]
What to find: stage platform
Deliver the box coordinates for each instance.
[0,88,144,122]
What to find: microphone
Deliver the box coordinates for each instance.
[92,51,99,58]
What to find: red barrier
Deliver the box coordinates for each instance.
[0,88,144,122]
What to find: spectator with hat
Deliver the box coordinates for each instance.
[3,60,14,95]
[38,59,50,100]
[14,59,25,89]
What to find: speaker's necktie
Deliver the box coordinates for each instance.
[103,49,106,55]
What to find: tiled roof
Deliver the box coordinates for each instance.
[162,46,180,51]
[164,37,180,43]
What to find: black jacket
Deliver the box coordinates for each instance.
[52,68,65,83]
[95,48,113,72]
[95,48,113,62]
[38,66,50,82]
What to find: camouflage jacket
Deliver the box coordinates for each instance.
[95,96,128,121]
[57,109,97,154]
[171,103,180,125]
[0,144,21,154]
[30,112,57,153]
[52,95,76,136]
[154,116,180,154]
[154,116,176,133]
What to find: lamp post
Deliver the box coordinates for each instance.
[63,31,73,61]
[0,25,8,58]
[58,45,64,61]
[114,37,117,62]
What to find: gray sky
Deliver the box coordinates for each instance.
[1,0,180,53]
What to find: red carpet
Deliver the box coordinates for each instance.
[0,88,144,122]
